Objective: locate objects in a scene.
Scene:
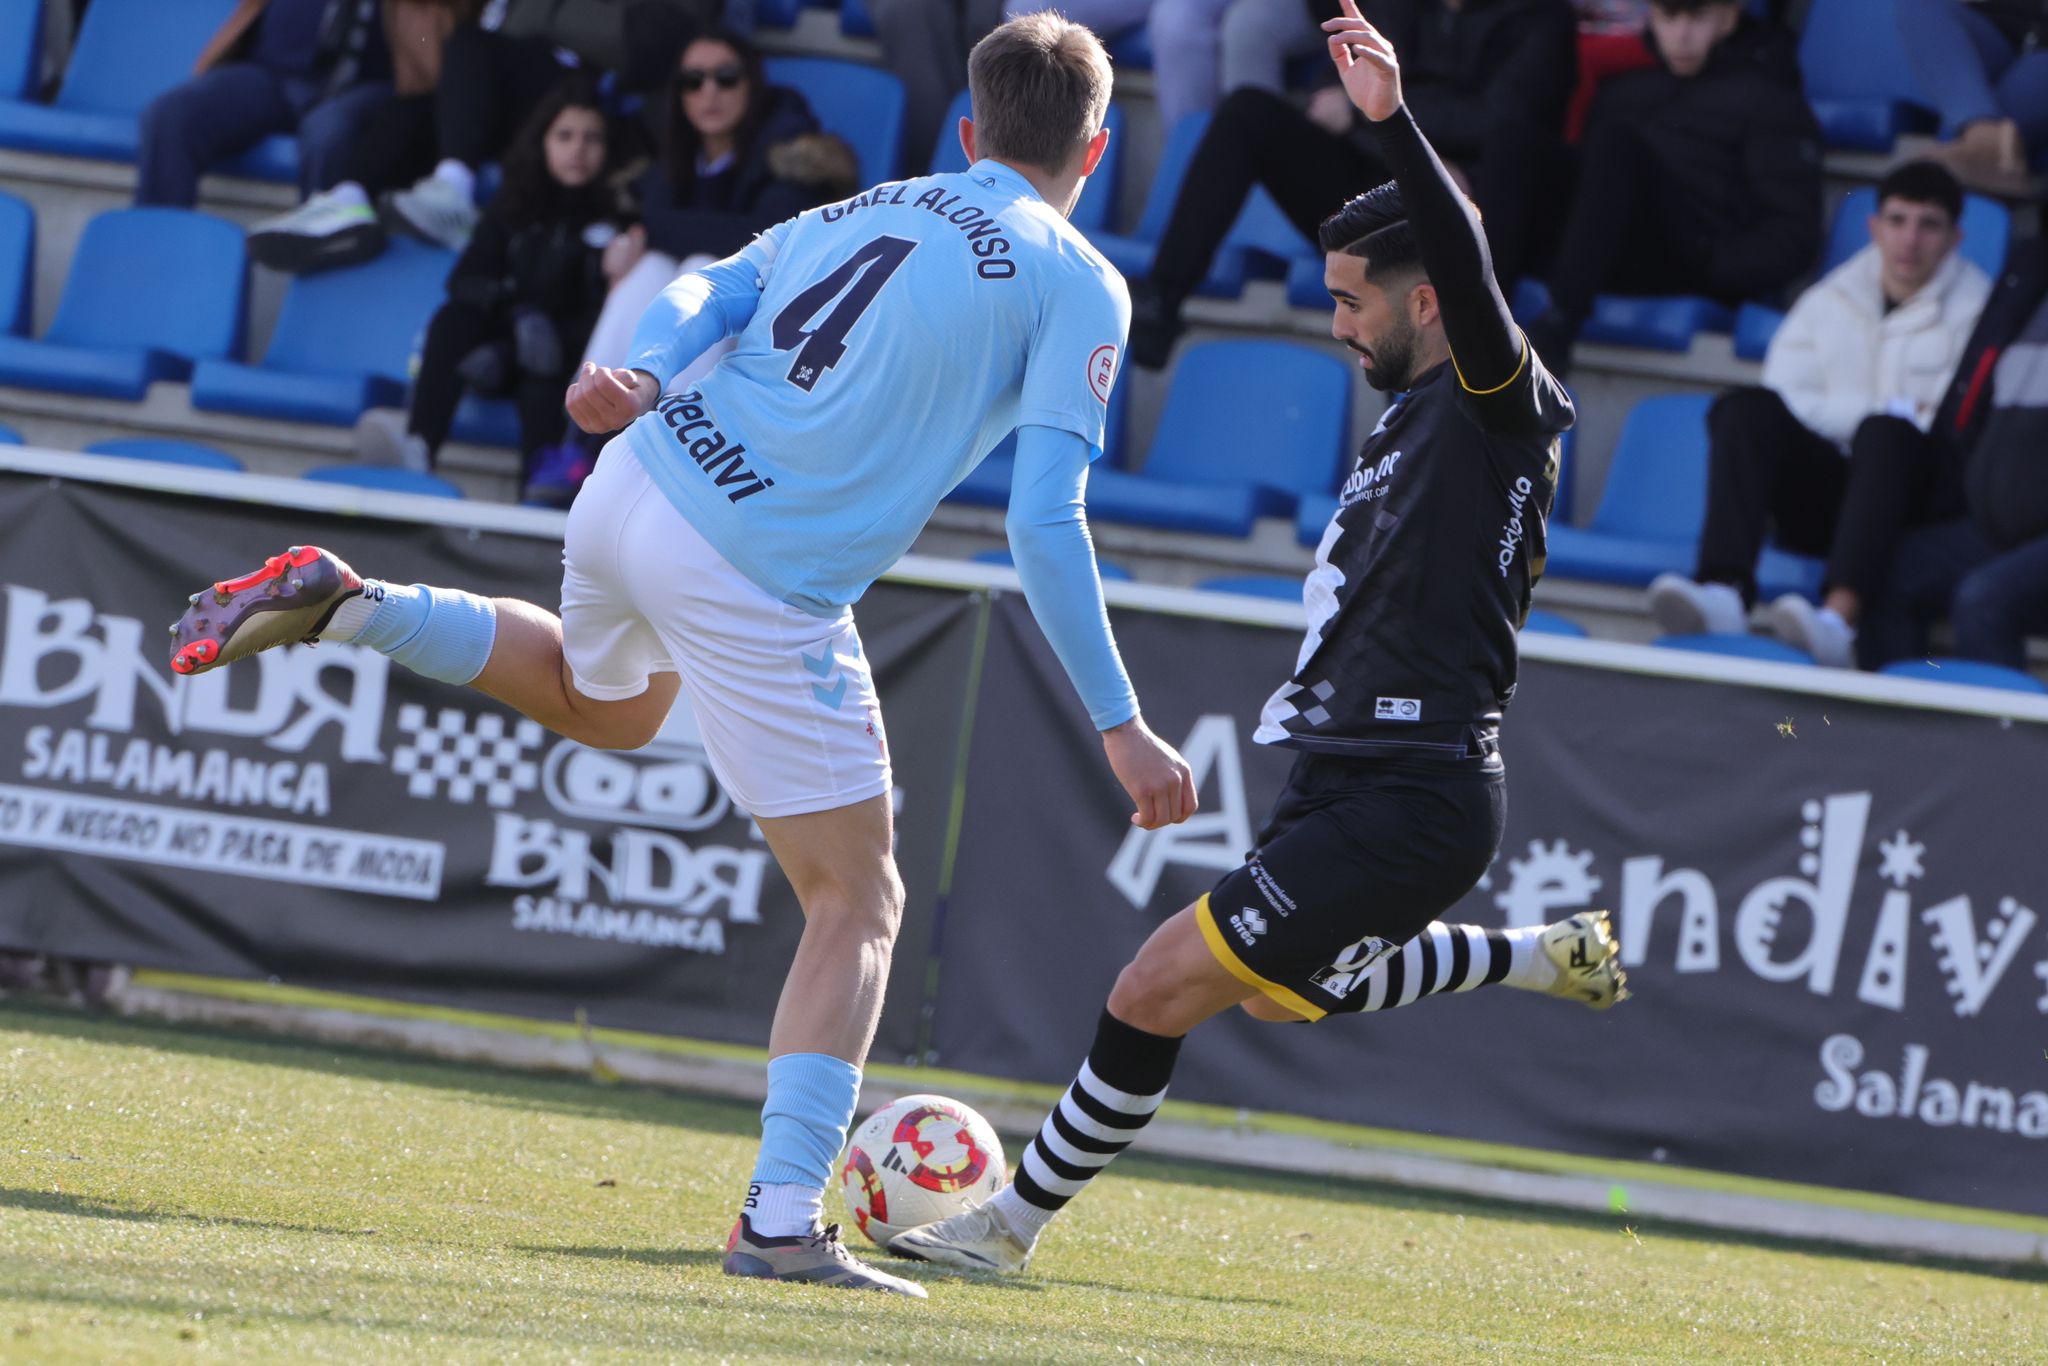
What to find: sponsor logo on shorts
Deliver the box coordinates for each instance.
[1087,344,1117,404]
[1247,856,1295,917]
[1375,696,1421,722]
[655,391,776,503]
[1229,905,1268,946]
[1309,934,1396,1000]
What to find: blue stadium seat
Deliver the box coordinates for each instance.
[1654,633,1814,665]
[1105,25,1152,70]
[756,0,807,28]
[1295,490,1338,546]
[0,422,21,444]
[84,437,243,471]
[449,395,521,448]
[970,547,1135,581]
[0,0,39,101]
[189,238,453,424]
[1878,658,2048,694]
[1196,574,1300,601]
[1799,0,1936,152]
[1088,113,1308,298]
[763,57,905,187]
[930,89,1123,234]
[0,0,239,161]
[1521,609,1588,638]
[1088,339,1350,538]
[1732,190,2008,362]
[1544,393,1710,586]
[302,464,465,499]
[1513,279,1732,354]
[0,208,245,400]
[0,189,31,337]
[839,0,875,37]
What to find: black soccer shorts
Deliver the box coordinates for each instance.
[1196,752,1506,1020]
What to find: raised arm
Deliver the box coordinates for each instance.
[1323,1,1523,394]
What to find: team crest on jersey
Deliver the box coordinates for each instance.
[1088,344,1117,403]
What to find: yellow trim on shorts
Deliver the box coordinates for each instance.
[1194,893,1328,1023]
[1451,329,1529,397]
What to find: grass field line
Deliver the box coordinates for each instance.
[117,969,2048,1268]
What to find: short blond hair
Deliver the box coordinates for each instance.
[967,14,1112,173]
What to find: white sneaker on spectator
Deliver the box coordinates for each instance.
[355,409,431,473]
[381,173,478,251]
[248,188,384,274]
[1766,594,1856,667]
[1647,574,1747,636]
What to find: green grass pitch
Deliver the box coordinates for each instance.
[1,1005,2041,1364]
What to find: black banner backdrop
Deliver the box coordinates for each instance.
[0,471,976,1056]
[934,596,2048,1219]
[4,463,2048,1219]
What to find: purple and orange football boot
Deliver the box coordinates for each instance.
[168,545,362,677]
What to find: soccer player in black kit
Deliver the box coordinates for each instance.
[891,3,1631,1275]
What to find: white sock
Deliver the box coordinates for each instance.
[433,159,476,197]
[989,1183,1053,1243]
[745,1181,823,1238]
[324,181,368,210]
[1500,925,1559,992]
[319,581,384,642]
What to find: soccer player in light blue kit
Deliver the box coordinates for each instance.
[167,14,1196,1298]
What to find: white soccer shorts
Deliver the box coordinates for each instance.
[559,440,891,819]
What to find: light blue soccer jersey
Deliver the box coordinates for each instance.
[621,159,1129,615]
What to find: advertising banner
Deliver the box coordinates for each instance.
[0,470,976,1055]
[931,596,2048,1219]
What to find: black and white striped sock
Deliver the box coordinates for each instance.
[1339,922,1527,1011]
[990,1010,1180,1240]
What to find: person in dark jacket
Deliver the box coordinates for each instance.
[1129,0,1578,369]
[355,78,619,491]
[1858,234,2048,671]
[1522,0,1823,377]
[580,28,858,376]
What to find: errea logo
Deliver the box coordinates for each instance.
[1229,905,1269,946]
[1375,697,1421,722]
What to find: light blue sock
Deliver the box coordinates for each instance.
[347,581,497,686]
[752,1052,861,1200]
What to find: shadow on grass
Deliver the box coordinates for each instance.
[0,1185,375,1239]
[0,1001,761,1138]
[511,1244,727,1272]
[1107,1149,2048,1289]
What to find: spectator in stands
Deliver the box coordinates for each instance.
[1521,0,1822,378]
[135,0,395,210]
[580,30,854,376]
[1902,0,2048,198]
[375,0,723,251]
[246,0,473,273]
[1859,232,2048,671]
[1647,161,1991,666]
[869,0,1002,174]
[354,79,618,496]
[1146,0,1333,130]
[1129,0,1577,369]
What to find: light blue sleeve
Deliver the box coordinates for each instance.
[1005,424,1139,731]
[624,221,789,385]
[1016,260,1130,449]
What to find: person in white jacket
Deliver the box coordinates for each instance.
[1649,160,1991,664]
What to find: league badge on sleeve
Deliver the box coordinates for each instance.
[1088,344,1118,404]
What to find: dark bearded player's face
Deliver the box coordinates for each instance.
[1325,252,1421,393]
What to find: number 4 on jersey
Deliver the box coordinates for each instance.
[771,235,918,392]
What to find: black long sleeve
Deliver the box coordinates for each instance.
[1364,105,1522,395]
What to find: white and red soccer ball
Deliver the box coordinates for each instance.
[838,1093,1006,1246]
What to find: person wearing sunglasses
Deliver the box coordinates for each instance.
[579,27,860,390]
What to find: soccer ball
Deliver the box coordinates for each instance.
[839,1093,1006,1246]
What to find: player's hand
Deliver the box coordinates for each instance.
[1323,0,1403,123]
[565,363,659,433]
[1102,715,1198,830]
